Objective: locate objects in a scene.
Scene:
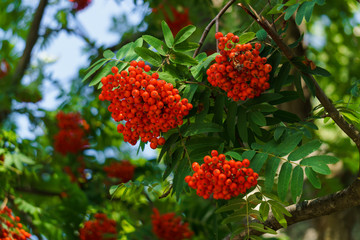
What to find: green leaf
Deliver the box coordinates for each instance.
[249,111,266,127]
[274,62,291,92]
[277,162,292,201]
[284,3,300,20]
[259,202,270,221]
[125,38,144,61]
[86,58,107,71]
[238,32,256,44]
[311,66,331,77]
[103,49,115,59]
[294,71,305,101]
[109,184,121,195]
[295,2,315,25]
[227,102,237,143]
[173,157,191,200]
[264,157,281,192]
[291,165,304,203]
[162,20,174,48]
[174,41,199,52]
[269,201,289,228]
[305,167,321,189]
[301,72,316,96]
[158,133,179,163]
[174,25,196,44]
[89,61,115,86]
[288,140,322,161]
[158,72,176,85]
[83,60,106,82]
[301,155,339,165]
[273,110,301,123]
[256,29,267,41]
[134,47,162,67]
[274,126,285,141]
[249,223,277,234]
[213,95,225,125]
[183,122,223,137]
[237,106,248,143]
[250,153,268,173]
[116,42,133,59]
[182,84,198,102]
[276,131,303,157]
[225,151,242,161]
[169,52,198,66]
[242,150,256,161]
[215,200,246,213]
[142,35,169,56]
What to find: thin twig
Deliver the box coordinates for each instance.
[193,0,237,58]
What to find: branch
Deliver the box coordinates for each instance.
[239,3,360,167]
[12,0,48,85]
[193,0,237,58]
[227,179,360,239]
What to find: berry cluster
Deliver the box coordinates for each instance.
[0,206,31,240]
[69,0,91,11]
[151,208,193,240]
[99,61,192,149]
[206,32,272,101]
[54,112,89,155]
[185,150,259,200]
[79,213,117,240]
[103,160,135,183]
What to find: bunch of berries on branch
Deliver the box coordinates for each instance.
[103,160,135,183]
[99,60,192,149]
[54,111,89,155]
[185,150,259,200]
[206,32,272,101]
[69,0,91,11]
[0,206,31,240]
[151,208,193,240]
[79,213,117,240]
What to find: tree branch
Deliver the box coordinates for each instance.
[12,0,48,86]
[227,179,360,239]
[193,0,237,58]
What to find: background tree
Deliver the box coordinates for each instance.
[1,0,360,240]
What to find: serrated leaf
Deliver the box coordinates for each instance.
[116,42,132,59]
[295,2,315,25]
[249,223,277,234]
[276,131,303,157]
[213,95,225,125]
[250,153,268,173]
[103,49,115,59]
[311,66,331,77]
[109,184,121,195]
[174,41,199,52]
[270,203,288,228]
[274,126,285,141]
[301,155,339,165]
[264,157,281,192]
[237,106,248,143]
[305,167,321,189]
[142,35,169,56]
[238,32,256,44]
[249,111,266,126]
[284,3,299,20]
[162,20,174,48]
[259,202,270,221]
[242,150,256,161]
[227,102,237,143]
[158,133,179,163]
[183,123,222,137]
[169,52,198,66]
[225,151,243,161]
[182,84,198,103]
[274,62,291,92]
[83,60,106,82]
[125,38,143,61]
[158,72,176,85]
[215,200,246,213]
[277,162,292,201]
[288,140,322,161]
[256,29,267,41]
[89,61,115,86]
[273,110,301,123]
[174,25,196,44]
[134,47,162,67]
[291,165,304,203]
[173,157,191,200]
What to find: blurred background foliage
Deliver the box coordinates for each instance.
[0,0,360,239]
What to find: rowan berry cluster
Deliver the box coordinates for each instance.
[79,213,117,240]
[54,111,89,155]
[0,206,31,240]
[185,150,259,200]
[103,160,135,183]
[99,60,192,149]
[206,32,272,101]
[69,0,91,11]
[151,208,193,240]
